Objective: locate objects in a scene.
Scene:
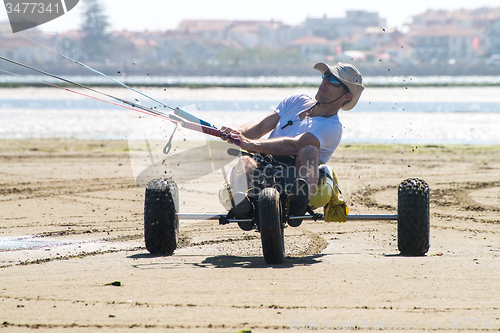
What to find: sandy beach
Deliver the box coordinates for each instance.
[1,139,499,332]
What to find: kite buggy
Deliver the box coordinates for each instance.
[143,141,430,264]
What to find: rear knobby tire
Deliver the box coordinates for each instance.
[258,188,285,264]
[397,178,430,256]
[144,178,179,255]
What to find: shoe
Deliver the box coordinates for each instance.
[229,192,254,219]
[288,178,309,227]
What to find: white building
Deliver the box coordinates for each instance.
[411,24,481,64]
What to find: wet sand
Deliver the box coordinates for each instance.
[1,139,499,332]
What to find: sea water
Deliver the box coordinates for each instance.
[1,86,500,145]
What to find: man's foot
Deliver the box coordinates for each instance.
[288,178,309,227]
[229,192,254,219]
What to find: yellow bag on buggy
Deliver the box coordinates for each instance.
[309,166,349,222]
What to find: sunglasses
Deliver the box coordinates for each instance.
[321,73,342,87]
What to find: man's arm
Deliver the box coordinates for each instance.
[238,132,320,156]
[237,112,280,139]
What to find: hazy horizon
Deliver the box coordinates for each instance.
[1,0,499,34]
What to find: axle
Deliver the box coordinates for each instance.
[176,213,398,222]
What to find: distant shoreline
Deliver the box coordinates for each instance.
[2,82,500,88]
[3,62,500,88]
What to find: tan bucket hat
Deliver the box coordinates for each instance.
[314,62,364,111]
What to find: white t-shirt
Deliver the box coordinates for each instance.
[268,94,343,164]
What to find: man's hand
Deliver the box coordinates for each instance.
[220,126,242,146]
[220,126,234,139]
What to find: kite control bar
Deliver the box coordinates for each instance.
[168,114,241,146]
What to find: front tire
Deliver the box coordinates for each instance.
[258,188,285,264]
[397,178,430,256]
[144,178,179,255]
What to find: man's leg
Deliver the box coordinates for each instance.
[295,145,319,197]
[230,156,257,194]
[227,156,257,218]
[288,146,319,226]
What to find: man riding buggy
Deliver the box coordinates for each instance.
[220,62,364,225]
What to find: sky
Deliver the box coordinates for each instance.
[1,0,499,33]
